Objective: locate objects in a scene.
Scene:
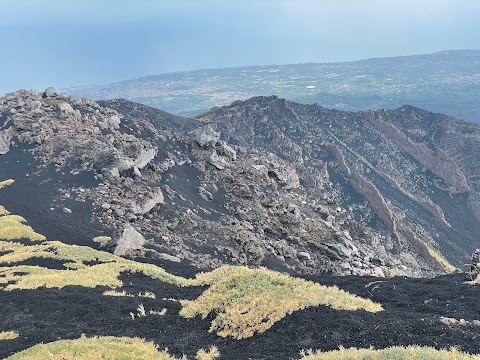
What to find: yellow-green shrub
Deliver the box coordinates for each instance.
[0,179,14,189]
[300,346,480,360]
[5,336,184,360]
[181,266,383,339]
[0,331,19,341]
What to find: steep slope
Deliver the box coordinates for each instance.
[196,96,480,271]
[67,50,480,123]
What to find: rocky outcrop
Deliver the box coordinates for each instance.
[193,125,220,148]
[3,89,477,277]
[114,224,146,257]
[0,128,14,155]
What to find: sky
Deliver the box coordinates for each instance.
[0,0,479,94]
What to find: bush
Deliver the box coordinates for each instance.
[300,346,480,360]
[181,266,383,339]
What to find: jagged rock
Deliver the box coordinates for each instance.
[140,188,164,215]
[134,147,157,169]
[57,102,78,119]
[298,251,311,260]
[94,151,132,177]
[193,125,220,148]
[322,241,353,260]
[155,252,181,263]
[109,115,121,129]
[209,151,229,170]
[0,128,14,155]
[114,224,145,257]
[216,141,237,160]
[42,87,57,98]
[268,168,300,189]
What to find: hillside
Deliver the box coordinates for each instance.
[68,50,480,123]
[1,180,480,359]
[1,88,480,358]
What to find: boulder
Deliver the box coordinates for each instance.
[94,150,132,177]
[193,125,220,148]
[156,252,181,263]
[140,188,164,214]
[298,251,311,260]
[114,224,145,257]
[209,151,229,170]
[268,167,300,189]
[42,87,58,98]
[0,128,14,155]
[134,147,157,169]
[216,141,237,160]
[109,115,121,130]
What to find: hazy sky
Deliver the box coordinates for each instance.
[1,0,479,94]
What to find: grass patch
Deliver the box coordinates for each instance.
[0,179,15,189]
[181,266,383,339]
[0,331,19,341]
[103,289,135,297]
[0,212,46,242]
[0,243,189,291]
[196,346,220,360]
[5,336,184,360]
[92,236,111,247]
[427,245,457,272]
[300,346,480,359]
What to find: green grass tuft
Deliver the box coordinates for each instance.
[300,346,480,359]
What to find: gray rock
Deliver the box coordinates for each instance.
[268,168,300,189]
[298,251,311,260]
[193,125,220,148]
[42,87,58,98]
[134,147,157,169]
[0,128,14,155]
[142,189,164,214]
[322,241,352,260]
[114,224,145,257]
[156,252,181,263]
[209,151,229,170]
[109,115,121,129]
[216,141,237,160]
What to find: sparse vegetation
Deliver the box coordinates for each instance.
[149,308,168,316]
[181,266,383,339]
[0,206,11,216]
[0,212,46,242]
[427,245,457,272]
[103,289,135,297]
[139,291,156,299]
[195,346,220,360]
[0,179,15,189]
[5,336,184,360]
[0,239,188,291]
[92,236,112,247]
[300,346,480,360]
[0,331,19,341]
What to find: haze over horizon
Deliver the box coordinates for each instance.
[1,0,479,94]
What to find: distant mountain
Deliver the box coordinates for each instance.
[67,49,480,123]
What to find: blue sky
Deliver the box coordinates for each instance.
[0,0,479,94]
